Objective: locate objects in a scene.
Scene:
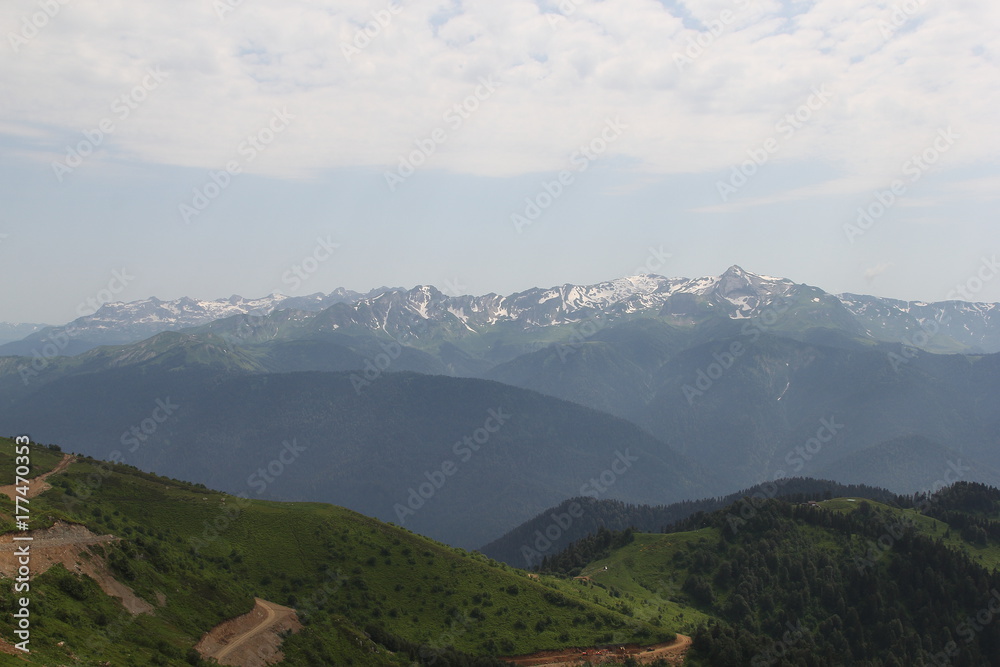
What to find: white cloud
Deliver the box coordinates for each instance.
[1,0,997,194]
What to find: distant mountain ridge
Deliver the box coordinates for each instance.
[5,266,1000,510]
[0,289,371,355]
[479,478,901,567]
[0,368,709,548]
[0,322,48,346]
[5,266,1000,356]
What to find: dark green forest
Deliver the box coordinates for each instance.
[538,482,1000,666]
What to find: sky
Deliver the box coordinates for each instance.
[1,0,998,325]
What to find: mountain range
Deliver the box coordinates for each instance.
[0,366,706,549]
[5,266,1000,358]
[2,266,1000,550]
[0,322,48,346]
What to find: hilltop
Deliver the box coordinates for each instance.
[0,437,673,666]
[538,485,1000,666]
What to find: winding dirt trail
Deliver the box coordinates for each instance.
[0,457,161,615]
[0,521,154,614]
[0,453,75,501]
[195,598,302,667]
[505,634,692,666]
[215,599,279,662]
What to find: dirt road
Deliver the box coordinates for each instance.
[0,453,75,501]
[216,599,279,662]
[195,598,302,667]
[0,522,114,552]
[505,634,693,666]
[0,521,155,614]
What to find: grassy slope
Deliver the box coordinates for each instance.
[0,437,668,666]
[572,531,715,633]
[818,497,1000,571]
[2,439,994,666]
[553,496,1000,658]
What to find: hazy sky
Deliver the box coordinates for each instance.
[1,0,998,325]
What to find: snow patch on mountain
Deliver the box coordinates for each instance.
[6,266,1000,355]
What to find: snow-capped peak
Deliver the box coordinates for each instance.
[8,267,1000,355]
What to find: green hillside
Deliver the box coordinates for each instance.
[0,437,671,666]
[540,487,1000,666]
[481,479,899,567]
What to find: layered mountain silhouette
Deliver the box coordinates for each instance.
[2,266,999,547]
